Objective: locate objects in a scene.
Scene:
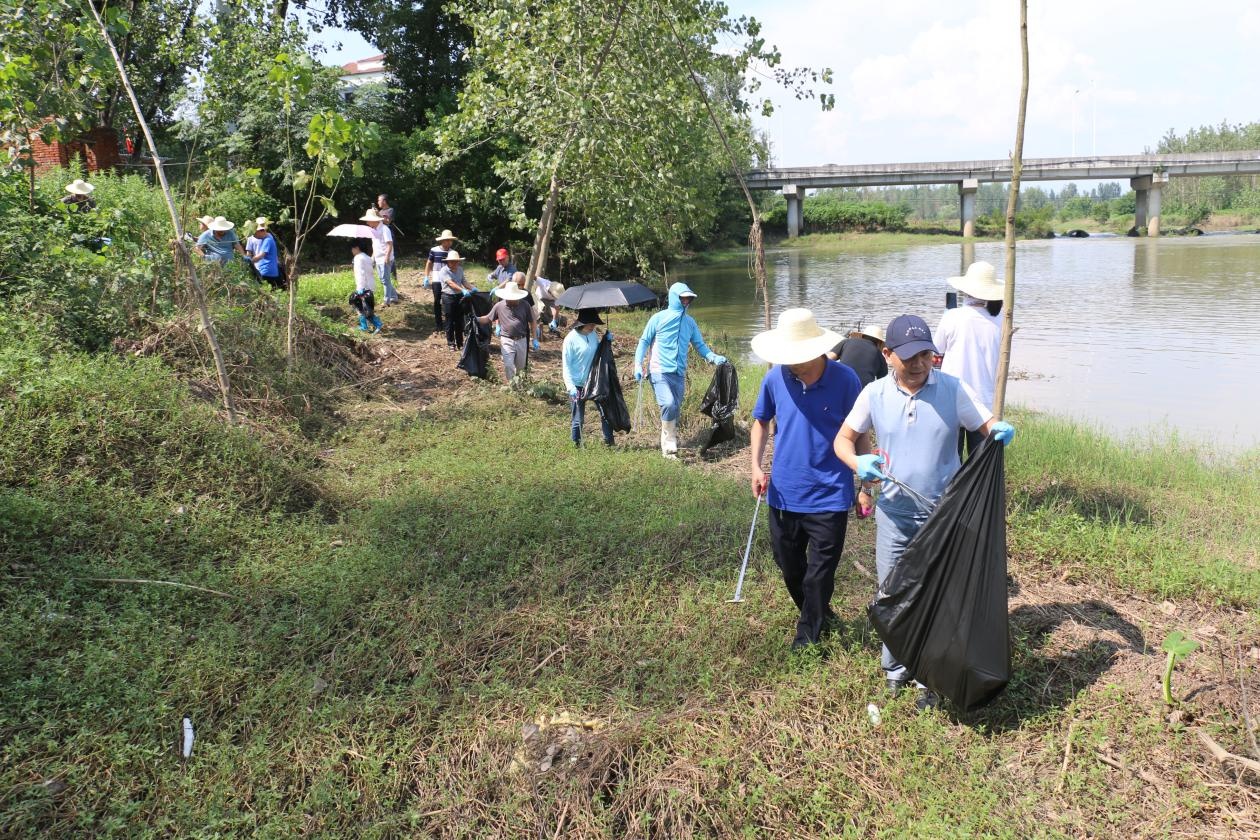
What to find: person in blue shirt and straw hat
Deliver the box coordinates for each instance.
[633,282,726,458]
[750,308,867,650]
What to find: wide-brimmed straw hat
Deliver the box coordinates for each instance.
[751,308,841,365]
[435,229,458,242]
[496,283,527,301]
[64,179,95,195]
[575,308,604,327]
[254,216,272,229]
[208,216,235,232]
[360,208,384,223]
[860,324,886,343]
[947,261,1005,301]
[444,249,464,262]
[196,215,215,227]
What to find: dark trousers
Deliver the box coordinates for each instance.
[768,507,849,646]
[430,285,444,329]
[957,427,985,462]
[571,396,613,446]
[442,294,464,348]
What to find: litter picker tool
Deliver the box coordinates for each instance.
[633,376,644,431]
[728,493,763,603]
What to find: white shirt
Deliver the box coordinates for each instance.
[371,224,393,264]
[353,252,375,293]
[936,304,1001,410]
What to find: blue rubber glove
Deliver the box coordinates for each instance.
[461,289,471,297]
[991,420,1016,445]
[531,338,540,350]
[605,331,614,342]
[470,286,478,293]
[567,387,578,399]
[634,370,643,382]
[494,324,501,336]
[711,354,727,366]
[855,453,888,482]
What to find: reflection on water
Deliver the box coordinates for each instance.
[675,234,1260,450]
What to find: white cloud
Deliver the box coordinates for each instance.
[730,0,1258,166]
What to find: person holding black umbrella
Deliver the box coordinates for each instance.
[633,282,726,458]
[563,309,614,448]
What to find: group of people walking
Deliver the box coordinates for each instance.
[749,261,1014,710]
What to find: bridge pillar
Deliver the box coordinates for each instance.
[1131,173,1169,236]
[959,178,979,237]
[783,185,805,238]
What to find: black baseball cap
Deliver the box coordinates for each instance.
[884,314,938,360]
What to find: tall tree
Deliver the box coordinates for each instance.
[993,0,1028,418]
[428,0,820,284]
[0,0,118,207]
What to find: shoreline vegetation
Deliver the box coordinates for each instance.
[3,262,1258,835]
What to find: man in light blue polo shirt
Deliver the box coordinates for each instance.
[835,314,1015,708]
[750,309,867,650]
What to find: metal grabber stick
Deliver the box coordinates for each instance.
[633,376,644,431]
[728,493,764,603]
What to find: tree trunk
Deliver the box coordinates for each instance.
[524,172,560,294]
[25,127,36,213]
[992,0,1029,418]
[522,1,626,294]
[662,6,771,330]
[87,1,239,425]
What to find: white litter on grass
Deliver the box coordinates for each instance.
[866,703,882,726]
[182,717,194,759]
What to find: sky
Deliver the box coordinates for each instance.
[314,0,1258,171]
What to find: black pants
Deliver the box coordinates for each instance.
[442,294,464,348]
[431,285,444,329]
[957,427,985,462]
[768,507,849,646]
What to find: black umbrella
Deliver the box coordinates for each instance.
[554,280,657,310]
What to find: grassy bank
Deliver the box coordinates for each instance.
[2,298,1258,836]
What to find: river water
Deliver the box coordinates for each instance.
[674,234,1260,451]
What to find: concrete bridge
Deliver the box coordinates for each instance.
[747,151,1260,238]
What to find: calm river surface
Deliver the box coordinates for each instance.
[675,234,1260,451]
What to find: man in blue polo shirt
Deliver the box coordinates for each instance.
[249,225,283,289]
[750,309,867,650]
[834,314,1015,708]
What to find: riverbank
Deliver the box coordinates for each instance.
[2,290,1258,836]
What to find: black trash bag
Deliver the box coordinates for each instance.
[583,334,631,433]
[867,435,1009,711]
[698,361,739,450]
[457,295,492,378]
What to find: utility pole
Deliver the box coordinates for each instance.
[1091,79,1097,156]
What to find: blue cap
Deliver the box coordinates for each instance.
[885,314,938,360]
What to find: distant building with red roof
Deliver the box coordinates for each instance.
[339,54,388,88]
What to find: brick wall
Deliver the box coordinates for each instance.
[29,126,121,175]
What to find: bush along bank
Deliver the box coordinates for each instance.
[2,268,1260,835]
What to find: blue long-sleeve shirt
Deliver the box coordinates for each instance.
[563,328,601,392]
[634,282,719,375]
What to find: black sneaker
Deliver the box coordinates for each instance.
[915,686,940,712]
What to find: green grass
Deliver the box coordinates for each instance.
[1,304,1257,836]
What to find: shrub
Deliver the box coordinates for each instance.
[0,167,176,350]
[764,198,911,233]
[0,335,319,512]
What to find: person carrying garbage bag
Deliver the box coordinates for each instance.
[563,309,615,447]
[832,314,1015,711]
[634,282,726,458]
